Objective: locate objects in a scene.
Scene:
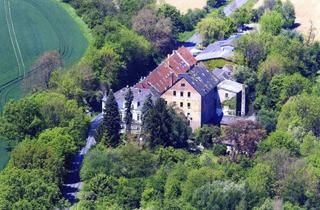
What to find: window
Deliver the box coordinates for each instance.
[137,101,140,107]
[173,91,176,96]
[188,92,191,97]
[181,83,185,87]
[187,103,191,109]
[180,102,183,107]
[120,113,123,120]
[180,91,184,97]
[225,93,229,98]
[137,114,140,121]
[173,101,177,106]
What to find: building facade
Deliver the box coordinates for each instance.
[162,65,220,131]
[102,87,159,134]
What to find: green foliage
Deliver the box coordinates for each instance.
[277,94,320,137]
[196,15,235,46]
[98,90,121,147]
[259,131,300,155]
[124,88,133,133]
[0,169,65,209]
[203,59,234,69]
[257,109,278,133]
[190,181,246,210]
[259,11,284,35]
[207,0,227,8]
[143,98,191,149]
[194,125,221,148]
[0,92,89,146]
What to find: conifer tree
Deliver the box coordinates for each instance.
[145,98,172,148]
[124,88,134,133]
[100,90,121,147]
[141,94,154,132]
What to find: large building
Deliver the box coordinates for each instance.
[161,64,220,131]
[135,47,197,94]
[102,87,159,134]
[103,47,247,133]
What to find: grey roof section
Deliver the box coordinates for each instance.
[196,34,243,61]
[183,33,203,50]
[224,0,248,16]
[114,87,159,111]
[220,114,256,126]
[218,80,243,93]
[212,65,233,80]
[178,64,220,96]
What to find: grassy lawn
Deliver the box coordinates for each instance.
[0,139,9,171]
[178,31,195,42]
[202,59,234,70]
[0,0,88,111]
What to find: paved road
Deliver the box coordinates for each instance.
[224,0,248,17]
[61,114,103,205]
[183,0,248,48]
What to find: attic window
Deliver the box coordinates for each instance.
[137,101,141,107]
[181,83,185,87]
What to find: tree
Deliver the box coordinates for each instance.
[141,94,154,132]
[196,16,235,46]
[235,33,269,70]
[88,46,123,91]
[98,90,121,147]
[259,11,284,35]
[194,125,221,148]
[190,181,246,210]
[223,120,266,161]
[143,98,172,148]
[132,8,173,53]
[277,94,320,137]
[257,108,277,133]
[259,131,299,155]
[124,88,134,133]
[168,107,192,148]
[0,169,64,209]
[22,51,62,93]
[232,66,257,91]
[207,0,226,8]
[281,0,295,28]
[158,4,184,37]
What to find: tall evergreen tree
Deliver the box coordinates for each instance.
[99,90,121,147]
[145,98,172,148]
[124,88,134,133]
[141,94,154,132]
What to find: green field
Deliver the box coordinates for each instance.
[0,0,88,111]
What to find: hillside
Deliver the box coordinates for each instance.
[0,0,88,111]
[157,0,207,13]
[255,0,320,40]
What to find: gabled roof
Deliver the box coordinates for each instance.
[177,64,220,96]
[212,65,233,81]
[135,47,197,94]
[195,34,242,61]
[218,80,244,93]
[114,87,159,111]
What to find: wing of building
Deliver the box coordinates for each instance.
[135,47,197,94]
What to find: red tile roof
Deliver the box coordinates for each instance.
[135,47,197,94]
